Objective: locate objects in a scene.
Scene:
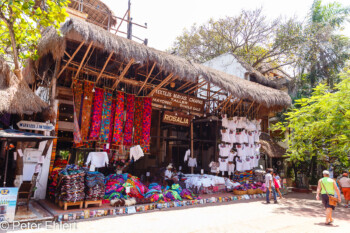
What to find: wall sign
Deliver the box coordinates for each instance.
[17,121,54,131]
[152,89,204,113]
[162,111,192,127]
[0,187,18,223]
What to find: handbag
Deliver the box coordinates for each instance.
[321,181,338,206]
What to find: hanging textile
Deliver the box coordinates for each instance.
[123,94,135,146]
[99,90,113,142]
[81,81,94,141]
[72,79,83,126]
[89,88,104,140]
[73,95,83,148]
[141,97,152,152]
[133,97,144,145]
[108,99,117,144]
[113,92,125,145]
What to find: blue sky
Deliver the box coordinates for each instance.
[102,0,350,51]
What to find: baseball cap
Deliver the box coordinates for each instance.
[323,170,330,175]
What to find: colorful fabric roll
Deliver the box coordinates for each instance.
[108,99,116,144]
[113,92,125,145]
[89,88,104,140]
[142,97,152,152]
[133,97,144,145]
[73,94,83,147]
[72,79,83,125]
[99,90,113,142]
[81,81,94,141]
[123,94,135,146]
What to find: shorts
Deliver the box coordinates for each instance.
[321,194,335,210]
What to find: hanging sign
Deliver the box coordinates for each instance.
[0,187,18,223]
[152,89,205,113]
[162,111,192,127]
[17,121,54,132]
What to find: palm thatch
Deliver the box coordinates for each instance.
[68,0,116,28]
[0,57,48,115]
[260,132,286,158]
[36,18,292,109]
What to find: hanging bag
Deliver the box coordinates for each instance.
[321,181,338,206]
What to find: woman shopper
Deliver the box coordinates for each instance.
[316,170,341,225]
[273,173,284,199]
[338,173,350,208]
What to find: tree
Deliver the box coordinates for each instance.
[0,0,69,78]
[272,65,350,171]
[292,0,350,94]
[169,8,303,71]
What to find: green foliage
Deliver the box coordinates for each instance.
[272,65,350,168]
[0,0,69,71]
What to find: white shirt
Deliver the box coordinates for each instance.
[86,152,109,168]
[237,117,247,129]
[130,145,144,161]
[209,161,219,173]
[339,177,350,188]
[254,154,260,167]
[265,173,274,188]
[165,170,173,180]
[254,131,261,143]
[235,157,243,172]
[228,152,237,162]
[228,163,235,173]
[236,144,246,159]
[222,114,229,128]
[243,157,251,171]
[219,157,229,172]
[248,131,255,145]
[219,144,232,157]
[184,149,191,162]
[221,129,231,143]
[188,157,197,167]
[255,144,261,156]
[229,130,237,144]
[228,119,237,131]
[236,130,247,144]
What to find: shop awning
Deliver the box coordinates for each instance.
[0,129,56,142]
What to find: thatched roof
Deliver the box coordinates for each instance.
[260,132,286,158]
[231,54,279,89]
[36,18,292,109]
[0,58,48,115]
[68,0,116,28]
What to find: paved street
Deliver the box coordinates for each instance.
[14,193,350,233]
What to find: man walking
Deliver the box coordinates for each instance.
[265,168,277,204]
[338,172,350,208]
[316,170,341,225]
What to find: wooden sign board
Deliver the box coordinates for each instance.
[162,111,192,127]
[152,89,204,113]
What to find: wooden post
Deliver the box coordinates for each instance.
[74,41,93,79]
[57,40,85,79]
[95,51,114,84]
[112,58,135,89]
[190,120,194,174]
[137,62,157,95]
[148,73,174,97]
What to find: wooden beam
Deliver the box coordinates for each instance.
[137,62,156,95]
[225,98,240,112]
[112,58,135,89]
[57,40,85,79]
[210,88,223,98]
[148,73,174,97]
[220,96,233,113]
[149,69,163,84]
[232,100,243,115]
[214,94,232,112]
[95,51,114,84]
[176,81,193,92]
[188,81,208,94]
[74,41,93,80]
[253,103,262,116]
[247,101,255,114]
[164,75,179,88]
[64,51,71,59]
[184,80,206,94]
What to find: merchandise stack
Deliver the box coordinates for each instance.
[217,114,262,175]
[85,171,105,201]
[232,170,254,184]
[57,166,85,203]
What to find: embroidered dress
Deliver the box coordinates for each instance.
[99,90,113,142]
[73,95,83,148]
[81,81,94,141]
[108,99,116,144]
[72,79,83,125]
[141,97,152,152]
[89,88,104,140]
[133,97,144,145]
[113,92,125,145]
[123,94,135,146]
